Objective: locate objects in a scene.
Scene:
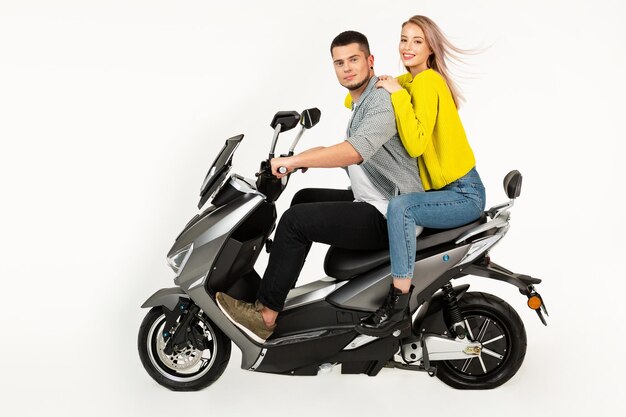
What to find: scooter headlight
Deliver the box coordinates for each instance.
[167,243,193,276]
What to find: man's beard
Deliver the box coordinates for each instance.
[344,74,370,91]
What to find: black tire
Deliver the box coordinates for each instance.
[435,292,527,389]
[138,306,231,391]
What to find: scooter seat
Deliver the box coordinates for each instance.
[324,214,487,281]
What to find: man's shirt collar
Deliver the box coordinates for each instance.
[351,76,379,109]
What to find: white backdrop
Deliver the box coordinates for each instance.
[1,1,625,416]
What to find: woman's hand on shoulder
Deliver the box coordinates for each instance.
[376,75,402,94]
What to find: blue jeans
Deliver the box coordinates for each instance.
[387,167,486,279]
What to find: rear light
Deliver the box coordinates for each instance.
[527,295,542,310]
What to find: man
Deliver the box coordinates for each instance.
[216,31,423,343]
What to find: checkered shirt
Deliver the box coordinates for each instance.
[345,76,424,199]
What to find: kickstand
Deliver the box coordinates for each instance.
[421,338,437,377]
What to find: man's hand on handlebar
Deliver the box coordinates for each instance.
[271,156,302,178]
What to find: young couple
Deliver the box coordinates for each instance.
[216,15,486,343]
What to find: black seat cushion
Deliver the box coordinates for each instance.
[324,214,486,281]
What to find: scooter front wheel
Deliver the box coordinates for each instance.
[434,292,527,389]
[138,306,231,391]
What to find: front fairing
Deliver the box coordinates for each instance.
[168,192,265,290]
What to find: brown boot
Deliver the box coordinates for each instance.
[216,292,276,343]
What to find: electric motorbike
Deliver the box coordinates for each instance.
[138,108,548,391]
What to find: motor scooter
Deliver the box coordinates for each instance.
[138,108,548,390]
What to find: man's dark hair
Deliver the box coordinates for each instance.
[330,31,371,56]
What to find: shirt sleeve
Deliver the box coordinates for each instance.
[346,91,397,163]
[390,76,439,158]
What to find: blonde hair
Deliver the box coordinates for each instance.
[402,15,469,108]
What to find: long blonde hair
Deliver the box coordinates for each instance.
[402,15,468,108]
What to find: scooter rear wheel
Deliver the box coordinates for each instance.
[434,292,527,389]
[138,306,231,391]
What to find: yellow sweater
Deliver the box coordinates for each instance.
[345,70,476,190]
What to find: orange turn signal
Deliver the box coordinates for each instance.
[527,295,542,310]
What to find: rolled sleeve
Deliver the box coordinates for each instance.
[346,94,397,163]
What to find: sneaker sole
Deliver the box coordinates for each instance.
[215,296,267,345]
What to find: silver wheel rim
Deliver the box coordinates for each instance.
[146,313,218,382]
[446,314,509,377]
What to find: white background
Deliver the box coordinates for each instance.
[1,1,625,416]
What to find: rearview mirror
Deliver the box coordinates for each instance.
[300,108,321,129]
[270,111,300,132]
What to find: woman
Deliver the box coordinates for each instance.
[356,15,486,336]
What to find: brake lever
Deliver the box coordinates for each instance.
[255,159,273,177]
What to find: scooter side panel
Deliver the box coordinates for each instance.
[327,245,469,313]
[410,245,469,311]
[283,279,347,311]
[257,329,400,376]
[140,287,187,310]
[326,264,393,312]
[254,330,356,374]
[172,194,264,289]
[167,193,263,257]
[269,300,368,339]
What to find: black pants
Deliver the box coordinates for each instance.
[257,188,389,311]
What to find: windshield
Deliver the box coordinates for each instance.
[199,134,243,204]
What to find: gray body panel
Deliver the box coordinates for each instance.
[327,245,470,313]
[327,264,393,312]
[172,193,264,290]
[410,245,469,311]
[141,287,187,311]
[283,278,347,310]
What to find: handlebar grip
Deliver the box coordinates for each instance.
[278,166,287,174]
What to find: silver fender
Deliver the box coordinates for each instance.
[141,286,264,370]
[141,287,188,311]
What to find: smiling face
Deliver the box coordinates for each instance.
[331,43,374,92]
[399,22,433,75]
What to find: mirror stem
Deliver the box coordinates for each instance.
[269,124,282,158]
[288,125,306,156]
